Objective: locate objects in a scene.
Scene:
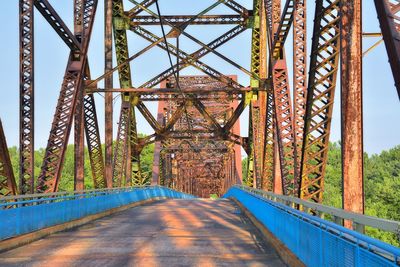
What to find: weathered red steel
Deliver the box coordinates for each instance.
[19,0,35,194]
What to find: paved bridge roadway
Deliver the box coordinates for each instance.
[0,199,284,266]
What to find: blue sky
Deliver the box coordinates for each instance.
[0,0,398,155]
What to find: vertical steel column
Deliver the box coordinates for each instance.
[74,0,85,191]
[273,129,283,194]
[104,0,113,188]
[84,92,106,188]
[129,105,144,185]
[74,97,85,191]
[299,0,340,202]
[271,0,298,196]
[246,108,255,187]
[152,87,167,185]
[248,0,264,188]
[374,0,400,99]
[19,0,35,194]
[112,102,130,186]
[272,0,284,194]
[261,0,275,192]
[341,0,364,224]
[112,0,140,187]
[230,100,242,183]
[272,59,297,196]
[293,0,307,167]
[0,119,17,196]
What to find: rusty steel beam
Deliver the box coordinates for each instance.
[137,102,162,133]
[153,76,242,195]
[130,25,246,89]
[104,0,113,188]
[341,0,364,226]
[138,94,243,102]
[223,99,246,132]
[88,87,252,94]
[260,0,275,192]
[223,0,250,17]
[130,15,245,25]
[273,128,283,194]
[152,88,167,185]
[272,59,298,196]
[34,0,81,51]
[246,107,255,188]
[87,23,245,90]
[0,119,17,197]
[262,91,275,191]
[247,0,264,189]
[112,102,130,187]
[127,0,156,17]
[128,1,252,82]
[113,0,132,88]
[112,0,134,187]
[19,0,35,194]
[269,0,298,196]
[37,0,98,193]
[272,0,295,59]
[136,26,246,89]
[83,91,106,189]
[74,0,85,192]
[74,94,85,191]
[299,0,340,203]
[374,0,400,99]
[129,107,145,186]
[293,0,307,175]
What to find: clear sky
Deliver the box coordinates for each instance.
[0,0,398,155]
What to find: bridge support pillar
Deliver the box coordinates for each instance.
[104,0,113,188]
[340,0,364,226]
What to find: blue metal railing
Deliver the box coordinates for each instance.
[0,186,194,241]
[224,186,400,267]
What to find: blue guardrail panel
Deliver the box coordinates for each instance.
[0,187,194,241]
[224,186,400,267]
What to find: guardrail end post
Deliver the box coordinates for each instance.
[353,222,365,234]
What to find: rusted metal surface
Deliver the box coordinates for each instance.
[299,0,340,202]
[112,102,130,187]
[73,0,85,192]
[272,0,295,58]
[293,0,307,172]
[248,0,267,189]
[34,0,81,51]
[129,15,246,25]
[19,0,35,194]
[37,0,98,193]
[374,0,400,99]
[104,0,113,188]
[83,92,106,189]
[0,119,17,196]
[153,76,242,198]
[341,0,364,227]
[269,0,298,196]
[272,60,298,196]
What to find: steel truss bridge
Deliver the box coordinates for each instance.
[0,0,399,266]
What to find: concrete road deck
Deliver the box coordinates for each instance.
[0,199,285,267]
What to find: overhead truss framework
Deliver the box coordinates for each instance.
[0,0,397,222]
